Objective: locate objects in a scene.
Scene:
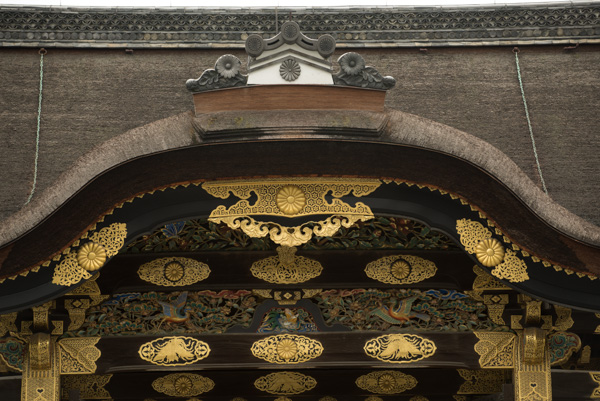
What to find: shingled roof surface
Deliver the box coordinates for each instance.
[0,3,599,242]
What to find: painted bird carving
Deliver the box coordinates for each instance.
[371,296,430,325]
[277,308,300,331]
[157,291,190,324]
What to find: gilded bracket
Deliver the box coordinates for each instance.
[57,337,101,374]
[483,294,509,326]
[203,178,380,246]
[65,299,90,331]
[473,332,516,369]
[22,335,60,401]
[514,330,552,401]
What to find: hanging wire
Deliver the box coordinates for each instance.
[24,48,46,205]
[513,47,548,194]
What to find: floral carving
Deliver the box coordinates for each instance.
[152,373,214,396]
[279,58,301,81]
[333,52,395,90]
[276,185,306,215]
[356,370,417,394]
[251,334,323,364]
[187,54,247,92]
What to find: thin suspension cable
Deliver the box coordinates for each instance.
[25,49,45,205]
[514,48,548,194]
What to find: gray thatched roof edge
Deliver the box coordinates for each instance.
[0,108,599,248]
[0,3,599,48]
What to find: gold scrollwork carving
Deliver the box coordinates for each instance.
[456,219,528,282]
[355,370,417,394]
[590,372,600,398]
[138,337,210,366]
[65,299,90,331]
[553,305,574,331]
[58,337,101,374]
[22,336,59,401]
[29,333,52,371]
[251,246,322,284]
[522,327,545,365]
[62,374,112,400]
[364,255,437,284]
[457,369,504,394]
[473,332,516,369]
[254,371,317,395]
[138,257,211,286]
[364,334,436,364]
[0,313,18,337]
[251,334,323,364]
[152,373,215,397]
[53,223,127,287]
[203,178,380,246]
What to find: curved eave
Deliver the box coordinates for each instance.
[0,139,599,312]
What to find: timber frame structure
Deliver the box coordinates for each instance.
[1,4,600,401]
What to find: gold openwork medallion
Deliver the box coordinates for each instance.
[254,371,317,395]
[365,255,437,284]
[356,370,417,394]
[250,246,322,284]
[364,334,436,364]
[251,334,323,364]
[152,373,214,397]
[138,257,211,286]
[138,337,210,366]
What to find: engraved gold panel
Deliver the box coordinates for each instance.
[138,257,211,286]
[30,333,52,371]
[22,336,59,401]
[355,370,417,394]
[138,337,210,366]
[62,375,112,400]
[553,305,574,331]
[58,337,101,374]
[473,332,516,369]
[251,334,323,364]
[65,299,90,331]
[0,313,17,337]
[514,331,551,401]
[203,178,380,246]
[254,371,317,395]
[457,369,504,394]
[456,219,528,283]
[152,373,214,397]
[364,255,437,284]
[251,246,322,284]
[364,334,436,364]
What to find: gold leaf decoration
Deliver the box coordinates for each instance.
[365,397,383,401]
[473,332,516,369]
[0,313,17,337]
[62,374,112,400]
[410,397,430,401]
[319,397,337,401]
[65,299,91,331]
[203,178,380,246]
[364,334,436,364]
[514,331,551,401]
[53,222,127,286]
[76,242,107,271]
[456,219,492,253]
[254,371,317,395]
[275,398,293,401]
[89,222,127,257]
[251,246,322,284]
[251,334,323,364]
[553,305,574,331]
[491,249,529,283]
[457,369,504,394]
[58,337,101,374]
[138,337,210,366]
[456,219,528,283]
[475,238,505,267]
[152,373,214,397]
[355,370,417,394]
[53,253,92,287]
[364,255,437,284]
[138,257,211,286]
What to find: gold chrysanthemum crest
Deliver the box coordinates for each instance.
[276,185,306,215]
[364,334,436,364]
[254,371,316,395]
[475,238,505,267]
[365,255,437,284]
[77,242,107,271]
[138,257,211,286]
[152,373,214,397]
[356,370,417,394]
[251,334,323,364]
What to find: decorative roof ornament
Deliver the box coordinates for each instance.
[186,20,395,93]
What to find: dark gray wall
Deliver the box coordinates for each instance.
[1,45,598,225]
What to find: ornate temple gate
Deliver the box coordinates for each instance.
[1,22,600,401]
